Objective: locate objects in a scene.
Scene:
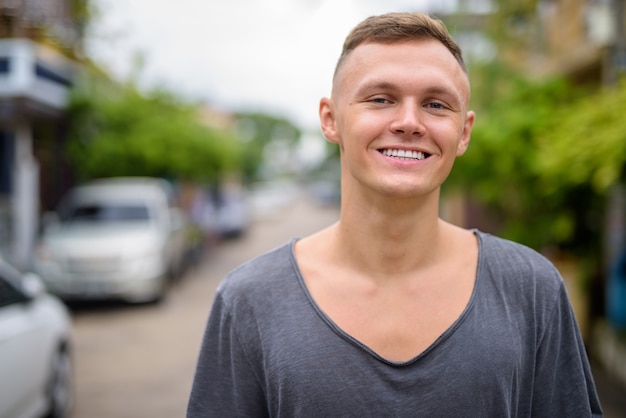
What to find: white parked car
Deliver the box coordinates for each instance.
[0,258,73,418]
[34,177,188,303]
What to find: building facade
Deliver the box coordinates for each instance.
[0,0,84,268]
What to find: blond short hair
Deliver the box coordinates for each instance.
[334,12,466,78]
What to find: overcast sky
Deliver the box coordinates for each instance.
[85,0,459,131]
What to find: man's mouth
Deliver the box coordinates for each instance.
[379,148,429,161]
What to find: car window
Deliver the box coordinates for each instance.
[0,275,25,308]
[64,203,151,223]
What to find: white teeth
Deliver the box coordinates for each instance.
[382,149,425,160]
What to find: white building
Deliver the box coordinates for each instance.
[0,0,83,269]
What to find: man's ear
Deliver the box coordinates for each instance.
[319,97,340,145]
[456,110,475,156]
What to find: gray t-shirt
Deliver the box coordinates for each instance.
[187,231,602,417]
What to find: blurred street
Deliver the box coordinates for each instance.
[2,3,626,418]
[68,193,626,418]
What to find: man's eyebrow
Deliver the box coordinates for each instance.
[423,85,464,102]
[355,81,464,104]
[354,80,400,96]
[425,86,467,111]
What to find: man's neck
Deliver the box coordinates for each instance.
[331,191,447,279]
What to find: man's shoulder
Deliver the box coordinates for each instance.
[476,230,562,289]
[475,231,567,317]
[216,240,298,299]
[477,230,556,270]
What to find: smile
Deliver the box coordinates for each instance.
[379,148,428,161]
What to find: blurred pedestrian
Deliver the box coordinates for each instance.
[188,12,602,417]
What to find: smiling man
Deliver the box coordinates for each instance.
[188,12,602,417]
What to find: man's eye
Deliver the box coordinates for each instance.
[370,97,390,104]
[427,102,446,110]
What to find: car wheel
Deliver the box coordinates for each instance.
[148,277,167,304]
[45,345,74,418]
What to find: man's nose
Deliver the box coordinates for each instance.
[390,102,425,136]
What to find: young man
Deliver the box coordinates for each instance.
[188,12,602,417]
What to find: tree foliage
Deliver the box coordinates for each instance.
[67,79,242,183]
[484,0,539,49]
[441,2,626,258]
[537,79,626,193]
[234,112,302,183]
[446,61,609,254]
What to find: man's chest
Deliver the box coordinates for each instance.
[256,300,530,417]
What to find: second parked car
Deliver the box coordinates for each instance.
[34,177,189,303]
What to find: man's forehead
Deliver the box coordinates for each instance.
[341,39,464,73]
[333,40,470,100]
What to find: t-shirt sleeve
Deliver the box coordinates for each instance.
[187,291,268,418]
[531,281,603,417]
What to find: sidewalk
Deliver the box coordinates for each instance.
[592,359,626,417]
[552,258,626,416]
[592,320,626,417]
[593,320,626,386]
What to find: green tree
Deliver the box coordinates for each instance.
[67,78,242,183]
[440,3,621,259]
[538,79,626,194]
[234,112,302,183]
[446,61,595,252]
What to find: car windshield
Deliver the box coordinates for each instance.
[64,203,151,223]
